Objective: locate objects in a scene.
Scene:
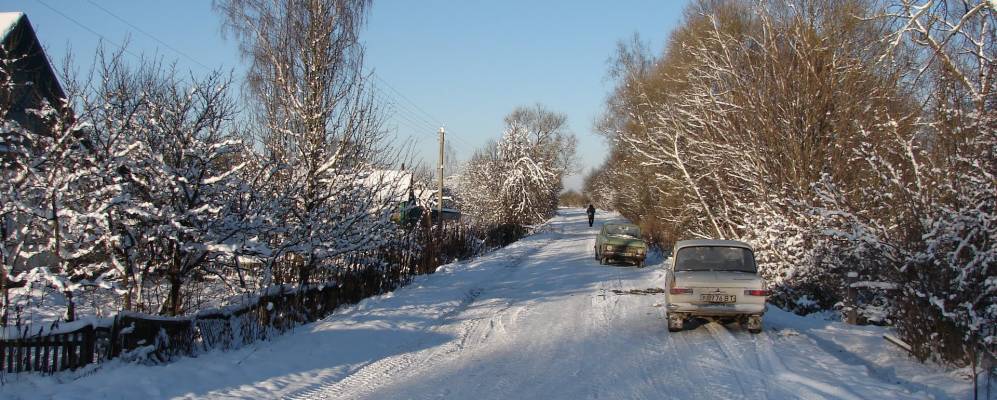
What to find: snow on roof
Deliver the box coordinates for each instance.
[0,12,24,41]
[362,169,413,203]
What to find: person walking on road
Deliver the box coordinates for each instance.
[586,204,596,227]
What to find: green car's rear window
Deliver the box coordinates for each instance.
[606,225,640,238]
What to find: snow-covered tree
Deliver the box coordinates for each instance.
[457,105,576,233]
[597,0,994,367]
[217,0,402,285]
[1,44,100,323]
[812,0,996,364]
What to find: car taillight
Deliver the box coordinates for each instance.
[670,287,693,295]
[744,289,769,296]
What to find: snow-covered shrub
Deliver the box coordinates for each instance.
[592,0,994,367]
[456,105,576,236]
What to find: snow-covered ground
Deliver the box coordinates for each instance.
[2,209,984,399]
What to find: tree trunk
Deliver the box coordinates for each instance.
[166,274,183,316]
[64,291,75,322]
[298,255,312,286]
[1,266,7,326]
[123,265,132,311]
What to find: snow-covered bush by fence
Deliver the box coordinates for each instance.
[1,0,481,331]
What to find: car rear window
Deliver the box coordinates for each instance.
[607,225,640,238]
[674,246,756,273]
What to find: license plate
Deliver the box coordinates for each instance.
[701,294,735,303]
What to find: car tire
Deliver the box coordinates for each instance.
[599,256,607,265]
[667,313,684,332]
[637,260,645,268]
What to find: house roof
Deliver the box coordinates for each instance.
[362,169,413,203]
[0,12,23,41]
[0,11,66,108]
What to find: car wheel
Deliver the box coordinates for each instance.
[746,315,763,334]
[599,256,607,265]
[637,260,645,268]
[667,313,684,332]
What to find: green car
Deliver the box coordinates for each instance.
[594,223,647,267]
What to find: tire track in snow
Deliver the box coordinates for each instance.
[284,235,556,400]
[614,297,689,399]
[672,327,747,399]
[284,290,485,400]
[752,331,865,400]
[656,327,704,397]
[703,323,769,400]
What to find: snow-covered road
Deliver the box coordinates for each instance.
[4,209,976,399]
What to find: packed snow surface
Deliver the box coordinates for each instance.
[2,210,980,399]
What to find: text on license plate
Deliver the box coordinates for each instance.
[701,294,736,303]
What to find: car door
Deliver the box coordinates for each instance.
[595,226,606,256]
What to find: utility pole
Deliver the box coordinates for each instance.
[437,126,445,226]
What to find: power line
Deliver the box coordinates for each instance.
[370,87,477,156]
[44,0,471,156]
[371,82,440,133]
[371,71,445,127]
[367,75,477,156]
[84,0,214,72]
[378,104,448,152]
[36,0,143,60]
[373,88,437,137]
[379,96,436,133]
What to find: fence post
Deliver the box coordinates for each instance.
[81,325,95,366]
[59,334,69,370]
[845,271,859,325]
[33,338,42,371]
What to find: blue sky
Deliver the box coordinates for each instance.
[3,0,689,190]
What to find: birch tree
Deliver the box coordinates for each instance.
[216,0,400,285]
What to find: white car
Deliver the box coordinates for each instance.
[664,239,767,333]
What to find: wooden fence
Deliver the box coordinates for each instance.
[0,220,483,376]
[1,325,97,373]
[841,271,899,325]
[0,279,371,375]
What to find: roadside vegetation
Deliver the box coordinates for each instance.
[557,190,589,209]
[455,104,577,246]
[0,0,485,339]
[0,0,575,345]
[586,0,994,368]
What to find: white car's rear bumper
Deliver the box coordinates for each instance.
[666,302,766,316]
